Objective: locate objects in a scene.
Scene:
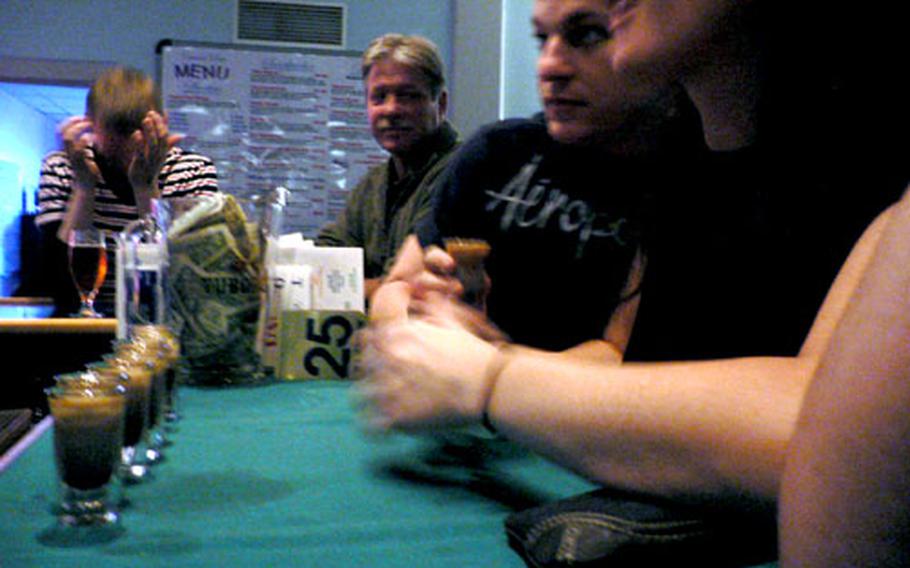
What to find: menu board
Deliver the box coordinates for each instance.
[159,41,387,237]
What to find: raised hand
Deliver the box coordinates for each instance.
[60,116,101,189]
[127,110,183,195]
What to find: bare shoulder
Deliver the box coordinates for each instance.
[798,201,895,357]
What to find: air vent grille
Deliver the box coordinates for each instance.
[236,0,345,47]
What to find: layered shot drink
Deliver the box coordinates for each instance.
[48,379,125,526]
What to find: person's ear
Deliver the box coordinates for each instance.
[437,89,448,120]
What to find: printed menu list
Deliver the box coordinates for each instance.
[161,44,387,236]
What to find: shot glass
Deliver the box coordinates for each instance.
[47,377,126,528]
[111,338,168,464]
[444,238,491,311]
[92,353,155,484]
[131,324,182,426]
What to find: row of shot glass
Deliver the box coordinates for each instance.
[46,323,180,529]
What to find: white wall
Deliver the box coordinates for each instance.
[501,0,540,120]
[0,0,454,79]
[0,90,56,208]
[450,0,542,137]
[450,0,502,139]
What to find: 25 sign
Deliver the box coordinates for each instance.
[280,311,365,380]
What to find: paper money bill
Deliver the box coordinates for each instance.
[166,196,265,385]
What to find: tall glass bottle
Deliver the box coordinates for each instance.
[256,186,288,378]
[116,198,178,455]
[116,199,168,339]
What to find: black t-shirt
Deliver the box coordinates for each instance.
[624,144,894,361]
[420,116,674,351]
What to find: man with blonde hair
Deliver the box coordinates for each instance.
[316,33,459,299]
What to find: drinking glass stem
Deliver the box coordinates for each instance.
[119,445,151,484]
[59,485,119,527]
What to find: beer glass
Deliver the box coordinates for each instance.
[67,227,108,318]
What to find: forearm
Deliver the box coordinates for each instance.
[560,339,623,364]
[57,185,96,241]
[486,352,813,508]
[799,206,892,358]
[132,183,156,217]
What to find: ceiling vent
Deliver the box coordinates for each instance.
[235,0,346,48]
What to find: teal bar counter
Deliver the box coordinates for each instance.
[1,381,599,567]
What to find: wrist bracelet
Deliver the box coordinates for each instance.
[480,343,513,434]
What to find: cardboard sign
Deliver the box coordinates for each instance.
[278,310,365,380]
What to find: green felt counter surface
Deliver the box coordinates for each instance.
[1,380,600,567]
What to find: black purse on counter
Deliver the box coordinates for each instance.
[504,487,778,567]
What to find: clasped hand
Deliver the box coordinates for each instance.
[127,111,182,193]
[357,292,503,432]
[357,236,507,432]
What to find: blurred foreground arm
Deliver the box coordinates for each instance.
[360,208,892,509]
[779,192,910,567]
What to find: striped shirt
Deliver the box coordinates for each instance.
[36,146,219,231]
